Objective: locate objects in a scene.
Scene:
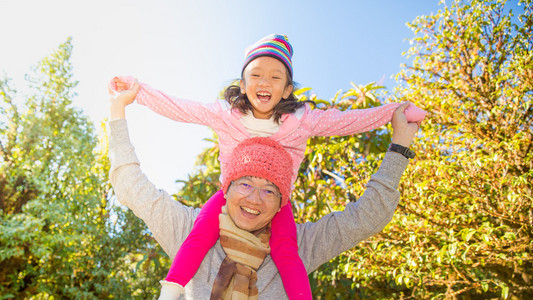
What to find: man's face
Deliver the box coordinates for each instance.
[225,176,281,232]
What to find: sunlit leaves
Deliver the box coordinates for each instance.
[392,0,533,298]
[0,39,168,298]
[176,3,532,294]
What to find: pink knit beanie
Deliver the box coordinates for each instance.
[222,137,293,207]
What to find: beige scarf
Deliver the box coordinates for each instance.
[210,205,271,300]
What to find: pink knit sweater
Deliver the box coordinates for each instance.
[110,76,425,186]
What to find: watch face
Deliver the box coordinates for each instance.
[406,149,415,159]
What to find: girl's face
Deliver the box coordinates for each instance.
[240,56,293,119]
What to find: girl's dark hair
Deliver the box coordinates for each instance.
[224,75,315,123]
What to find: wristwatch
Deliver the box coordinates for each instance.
[388,143,415,159]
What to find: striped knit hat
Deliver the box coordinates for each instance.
[222,137,293,207]
[242,34,294,78]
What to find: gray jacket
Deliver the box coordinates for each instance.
[108,119,408,299]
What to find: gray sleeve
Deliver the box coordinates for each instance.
[297,152,409,273]
[108,119,200,259]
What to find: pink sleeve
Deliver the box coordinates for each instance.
[109,75,218,126]
[306,103,426,137]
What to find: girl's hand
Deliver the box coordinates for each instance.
[391,102,420,147]
[109,80,140,120]
[110,77,133,93]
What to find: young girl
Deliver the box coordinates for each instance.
[110,34,426,299]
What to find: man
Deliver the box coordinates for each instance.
[108,84,419,299]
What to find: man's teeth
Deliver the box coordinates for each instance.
[241,206,260,215]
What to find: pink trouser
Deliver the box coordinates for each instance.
[165,189,312,299]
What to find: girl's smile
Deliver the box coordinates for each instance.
[256,90,272,102]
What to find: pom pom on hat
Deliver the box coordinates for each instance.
[242,34,294,78]
[222,137,293,207]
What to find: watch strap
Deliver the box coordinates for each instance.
[388,143,415,159]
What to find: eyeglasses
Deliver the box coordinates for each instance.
[231,180,281,203]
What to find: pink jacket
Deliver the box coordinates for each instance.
[110,76,425,185]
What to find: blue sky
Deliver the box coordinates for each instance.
[1,0,444,195]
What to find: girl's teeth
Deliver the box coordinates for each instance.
[257,93,271,101]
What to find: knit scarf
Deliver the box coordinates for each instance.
[210,205,271,300]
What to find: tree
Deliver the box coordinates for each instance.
[170,0,532,299]
[386,0,532,298]
[174,135,222,208]
[0,38,167,299]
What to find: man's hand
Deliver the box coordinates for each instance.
[391,102,421,147]
[109,80,140,120]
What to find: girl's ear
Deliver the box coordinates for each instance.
[240,79,246,94]
[283,84,293,99]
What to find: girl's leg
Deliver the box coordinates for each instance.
[165,189,226,285]
[270,202,312,299]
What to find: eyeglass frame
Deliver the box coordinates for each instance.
[229,179,281,203]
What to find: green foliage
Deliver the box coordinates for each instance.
[291,82,390,225]
[174,136,221,208]
[172,0,532,299]
[296,83,398,300]
[388,0,532,298]
[0,39,167,299]
[2,0,531,298]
